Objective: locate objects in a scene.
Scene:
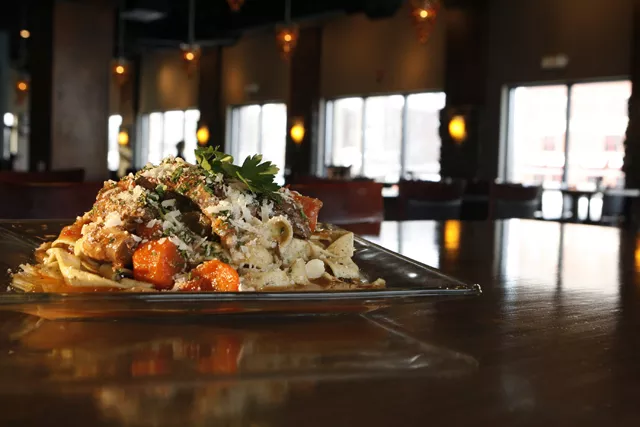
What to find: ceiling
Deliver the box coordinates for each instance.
[0,0,406,54]
[0,0,454,60]
[121,0,405,52]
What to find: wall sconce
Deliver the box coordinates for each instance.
[448,115,467,144]
[290,118,305,144]
[196,125,210,146]
[118,130,129,146]
[444,220,461,251]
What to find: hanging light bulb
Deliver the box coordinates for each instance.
[16,80,28,93]
[181,44,201,78]
[410,0,440,44]
[113,58,130,85]
[227,0,245,12]
[181,0,200,77]
[15,76,29,105]
[276,0,298,60]
[113,2,130,85]
[276,25,299,60]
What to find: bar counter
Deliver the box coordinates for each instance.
[0,219,638,426]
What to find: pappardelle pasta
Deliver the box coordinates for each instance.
[10,148,385,293]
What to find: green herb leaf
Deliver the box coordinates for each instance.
[194,146,281,198]
[170,167,183,183]
[155,184,166,198]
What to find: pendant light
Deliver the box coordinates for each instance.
[181,0,201,77]
[15,4,29,104]
[275,0,298,60]
[113,0,129,85]
[227,0,245,12]
[410,0,440,44]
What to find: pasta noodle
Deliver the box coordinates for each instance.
[10,150,385,293]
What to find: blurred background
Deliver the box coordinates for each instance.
[0,0,637,224]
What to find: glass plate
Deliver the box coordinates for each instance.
[0,221,481,318]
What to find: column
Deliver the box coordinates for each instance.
[439,0,489,180]
[623,0,640,189]
[29,0,115,180]
[198,48,224,149]
[285,26,322,182]
[0,31,9,163]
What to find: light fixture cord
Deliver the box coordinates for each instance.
[285,0,291,24]
[19,3,28,70]
[188,0,196,46]
[117,0,125,58]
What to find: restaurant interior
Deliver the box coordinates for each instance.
[1,0,640,426]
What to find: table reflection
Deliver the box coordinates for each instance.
[0,313,477,426]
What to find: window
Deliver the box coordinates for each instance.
[404,92,446,181]
[506,81,630,190]
[229,103,287,184]
[108,115,123,172]
[507,85,568,189]
[325,92,445,183]
[604,136,622,152]
[139,109,201,166]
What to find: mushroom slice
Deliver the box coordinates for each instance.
[267,215,293,248]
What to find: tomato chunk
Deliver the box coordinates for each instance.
[132,238,185,290]
[292,193,323,233]
[181,260,240,292]
[59,221,85,241]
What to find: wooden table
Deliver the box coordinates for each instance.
[1,220,639,426]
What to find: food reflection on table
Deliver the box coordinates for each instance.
[0,312,477,425]
[1,313,477,382]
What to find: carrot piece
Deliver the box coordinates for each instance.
[135,222,163,240]
[184,260,240,292]
[292,193,323,233]
[132,238,185,290]
[179,276,210,292]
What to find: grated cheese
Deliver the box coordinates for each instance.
[146,219,159,228]
[104,212,122,228]
[168,235,191,252]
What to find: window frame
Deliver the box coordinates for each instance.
[501,77,630,187]
[135,108,200,168]
[227,101,288,184]
[323,90,446,183]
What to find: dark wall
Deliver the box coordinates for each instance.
[482,0,633,179]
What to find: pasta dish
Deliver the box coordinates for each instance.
[10,148,385,293]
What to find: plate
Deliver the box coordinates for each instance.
[0,221,481,318]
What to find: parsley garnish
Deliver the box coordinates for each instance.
[170,167,183,183]
[155,184,166,198]
[195,146,281,199]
